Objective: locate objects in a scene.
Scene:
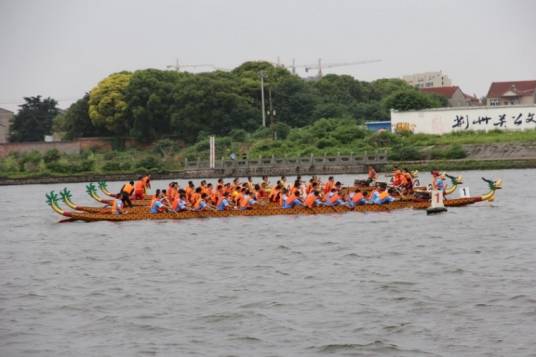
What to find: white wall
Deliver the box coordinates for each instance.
[391,105,536,134]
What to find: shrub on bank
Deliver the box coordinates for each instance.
[388,145,423,161]
[444,144,467,159]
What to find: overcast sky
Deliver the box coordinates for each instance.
[1,0,535,112]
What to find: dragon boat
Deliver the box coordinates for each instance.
[46,178,501,223]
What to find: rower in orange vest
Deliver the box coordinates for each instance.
[323,176,335,194]
[133,176,146,200]
[120,181,134,207]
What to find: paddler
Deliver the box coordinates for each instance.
[216,192,232,211]
[348,188,366,207]
[111,193,125,215]
[325,187,344,206]
[283,189,303,209]
[323,176,335,194]
[370,184,395,204]
[193,193,213,211]
[133,176,146,200]
[367,165,378,184]
[304,190,323,208]
[238,190,256,210]
[150,193,170,214]
[167,182,178,202]
[172,193,188,212]
[119,180,135,207]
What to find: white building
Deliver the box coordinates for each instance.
[391,104,536,135]
[402,71,452,89]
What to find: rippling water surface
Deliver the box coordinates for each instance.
[1,169,536,356]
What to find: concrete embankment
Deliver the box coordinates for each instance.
[1,143,536,186]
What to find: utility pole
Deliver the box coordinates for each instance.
[268,86,277,140]
[260,71,266,127]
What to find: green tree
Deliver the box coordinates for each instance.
[9,96,59,142]
[169,72,258,143]
[53,94,108,139]
[88,71,132,134]
[353,101,388,122]
[272,76,318,127]
[383,90,443,111]
[125,69,186,142]
[370,78,414,100]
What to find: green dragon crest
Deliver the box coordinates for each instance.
[60,188,72,201]
[45,191,60,206]
[86,183,97,196]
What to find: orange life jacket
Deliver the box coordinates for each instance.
[134,180,144,192]
[352,192,364,203]
[122,183,134,195]
[398,174,408,186]
[142,176,151,188]
[323,181,333,194]
[167,187,177,202]
[304,193,316,208]
[239,195,250,208]
[190,192,200,206]
[286,193,297,206]
[329,192,340,204]
[379,191,389,200]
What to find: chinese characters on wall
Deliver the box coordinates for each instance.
[452,112,536,130]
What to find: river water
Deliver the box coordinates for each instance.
[1,169,535,356]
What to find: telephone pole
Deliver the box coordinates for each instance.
[259,71,266,127]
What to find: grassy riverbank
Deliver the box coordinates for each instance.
[1,118,536,182]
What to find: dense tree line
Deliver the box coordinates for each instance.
[11,61,446,143]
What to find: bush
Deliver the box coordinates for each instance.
[136,156,162,170]
[43,149,61,163]
[19,151,42,172]
[273,122,290,140]
[250,127,272,139]
[430,147,445,160]
[103,151,116,160]
[102,161,121,171]
[153,138,178,157]
[332,125,367,144]
[316,137,338,149]
[367,131,400,147]
[119,162,132,171]
[78,159,95,172]
[46,160,79,174]
[445,144,467,159]
[229,128,248,142]
[388,145,423,161]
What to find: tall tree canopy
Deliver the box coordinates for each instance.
[53,61,445,143]
[88,71,132,134]
[9,96,58,142]
[53,94,110,139]
[169,71,258,143]
[125,69,186,142]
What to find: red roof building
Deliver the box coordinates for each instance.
[420,86,478,107]
[486,80,536,106]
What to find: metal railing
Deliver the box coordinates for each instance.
[184,152,388,170]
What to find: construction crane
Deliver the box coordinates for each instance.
[276,58,382,78]
[166,58,215,72]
